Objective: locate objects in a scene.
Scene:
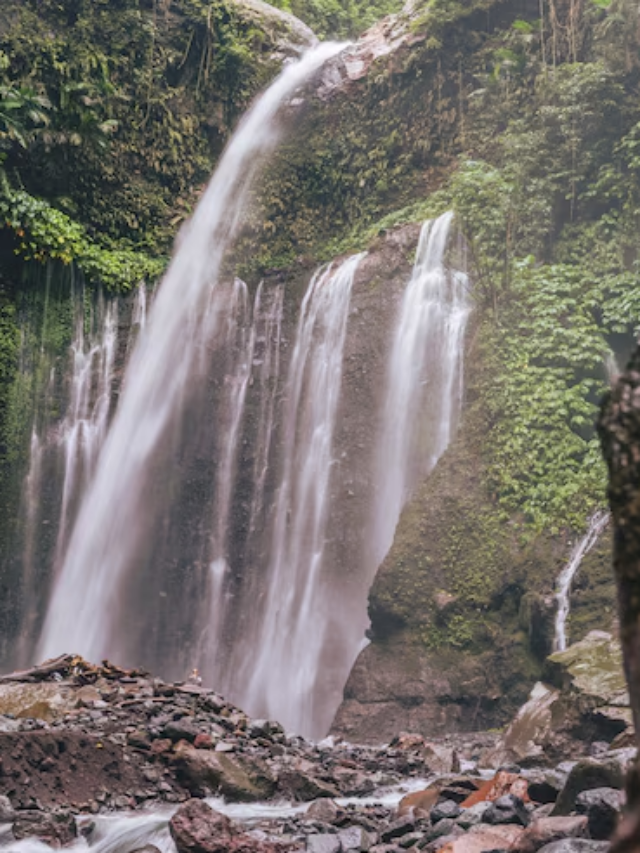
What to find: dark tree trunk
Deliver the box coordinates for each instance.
[598,343,640,853]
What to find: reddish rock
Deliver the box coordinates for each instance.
[12,810,77,848]
[398,784,440,816]
[194,733,214,750]
[461,771,530,807]
[437,824,524,853]
[150,738,173,755]
[169,799,286,853]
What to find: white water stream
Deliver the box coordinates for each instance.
[37,43,345,664]
[0,779,431,853]
[553,509,610,652]
[370,212,471,569]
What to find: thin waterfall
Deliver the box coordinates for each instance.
[370,212,471,570]
[16,289,119,664]
[194,282,284,684]
[197,279,254,663]
[247,285,284,544]
[37,43,345,665]
[54,295,118,562]
[554,510,610,652]
[242,253,364,738]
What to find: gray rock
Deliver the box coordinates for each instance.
[536,841,610,853]
[398,833,423,849]
[424,819,458,842]
[456,802,489,829]
[339,825,373,851]
[12,810,77,847]
[431,800,461,823]
[307,799,339,823]
[0,795,15,823]
[552,760,624,816]
[307,835,341,853]
[483,795,530,827]
[575,787,623,840]
[381,816,416,842]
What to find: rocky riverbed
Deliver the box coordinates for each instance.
[0,643,636,853]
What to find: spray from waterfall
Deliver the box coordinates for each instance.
[370,212,471,570]
[553,510,610,652]
[37,43,346,665]
[241,253,364,737]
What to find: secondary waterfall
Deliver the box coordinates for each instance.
[37,44,344,665]
[370,212,471,569]
[554,510,610,652]
[15,285,123,664]
[240,254,363,737]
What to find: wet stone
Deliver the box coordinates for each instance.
[307,834,342,853]
[431,800,462,823]
[483,795,530,827]
[381,816,416,842]
[575,787,623,840]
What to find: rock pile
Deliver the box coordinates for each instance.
[0,653,635,853]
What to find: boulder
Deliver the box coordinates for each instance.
[575,787,623,840]
[399,785,440,817]
[481,795,530,827]
[170,798,284,853]
[456,803,490,829]
[0,794,15,822]
[511,816,588,853]
[552,760,625,816]
[461,772,529,808]
[535,841,609,853]
[12,810,77,847]
[306,799,340,823]
[173,743,276,801]
[278,768,340,801]
[431,801,462,823]
[423,743,459,775]
[307,836,341,853]
[338,825,374,851]
[0,683,76,722]
[381,815,416,842]
[437,824,524,853]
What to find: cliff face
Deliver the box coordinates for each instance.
[0,0,636,739]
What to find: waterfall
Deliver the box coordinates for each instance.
[370,212,471,569]
[37,43,345,665]
[16,287,119,663]
[54,296,118,562]
[241,254,364,737]
[553,510,610,653]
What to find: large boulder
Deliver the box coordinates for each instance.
[173,743,276,801]
[0,682,76,722]
[512,816,589,853]
[170,799,284,853]
[12,809,77,847]
[483,633,632,767]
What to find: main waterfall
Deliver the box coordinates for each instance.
[37,44,344,666]
[16,39,474,738]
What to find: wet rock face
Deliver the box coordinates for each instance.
[11,809,77,848]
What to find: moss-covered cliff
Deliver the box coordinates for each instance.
[0,0,638,736]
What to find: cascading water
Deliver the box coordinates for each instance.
[14,287,121,664]
[370,212,471,569]
[553,510,610,652]
[37,43,345,665]
[238,254,364,737]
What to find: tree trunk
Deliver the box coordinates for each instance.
[598,343,640,853]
